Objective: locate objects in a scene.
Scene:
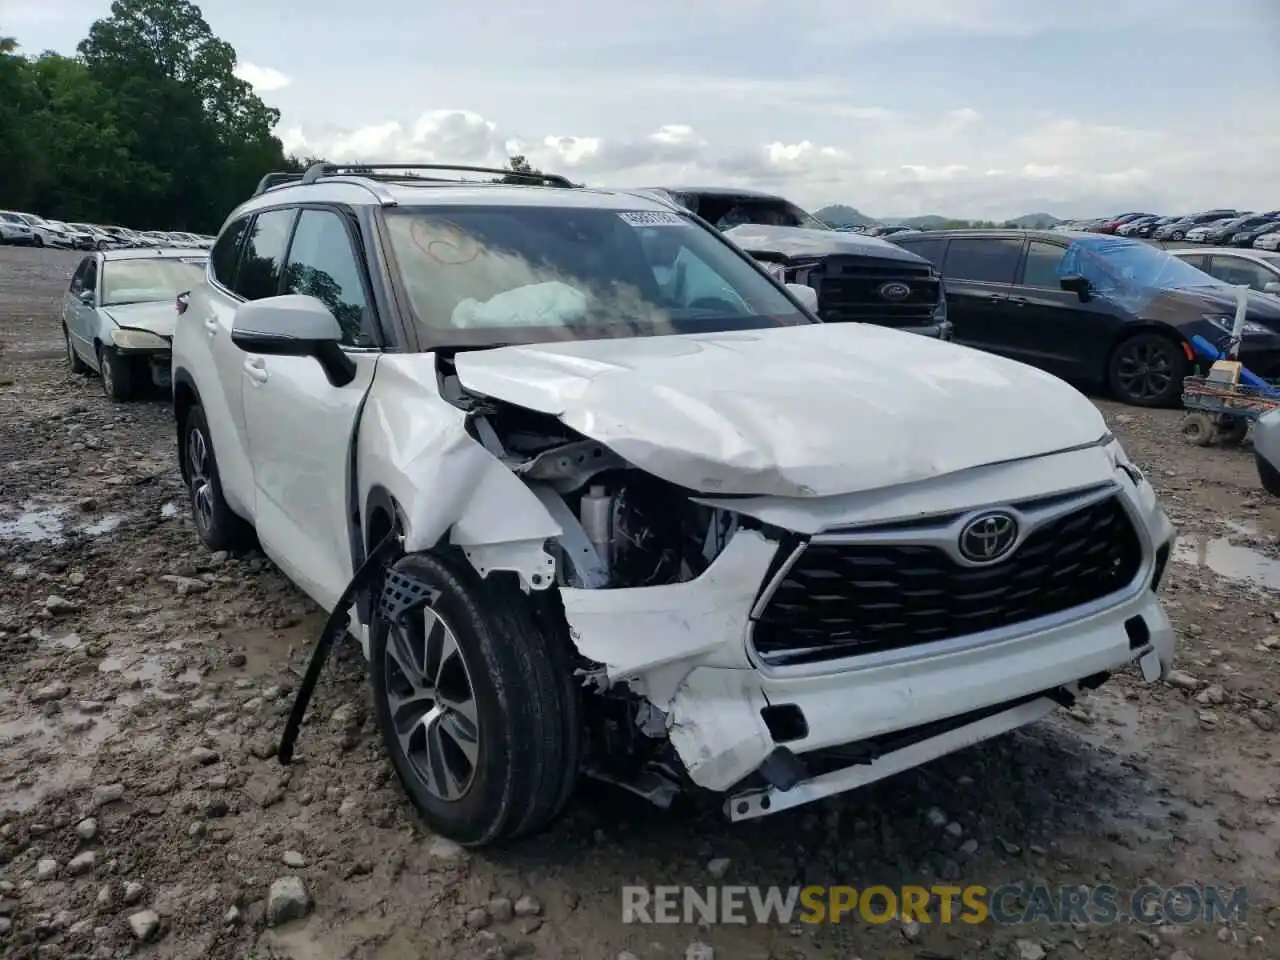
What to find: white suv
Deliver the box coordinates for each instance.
[172,162,1177,847]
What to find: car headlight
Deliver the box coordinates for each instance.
[111,328,170,350]
[1203,314,1272,336]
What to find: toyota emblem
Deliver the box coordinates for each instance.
[878,281,911,302]
[958,511,1019,563]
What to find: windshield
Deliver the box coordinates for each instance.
[1063,236,1228,294]
[18,214,45,226]
[101,258,207,306]
[383,204,812,347]
[697,196,830,231]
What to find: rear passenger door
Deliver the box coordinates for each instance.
[937,237,1020,354]
[1003,239,1125,382]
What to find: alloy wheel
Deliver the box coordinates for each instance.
[1115,338,1174,403]
[186,426,215,536]
[383,607,480,802]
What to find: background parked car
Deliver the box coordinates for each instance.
[1116,215,1161,237]
[0,211,35,245]
[1231,219,1280,248]
[13,213,76,248]
[44,220,96,250]
[887,229,1280,407]
[68,223,124,250]
[1155,210,1241,241]
[1132,216,1181,238]
[1096,212,1154,234]
[1171,248,1280,297]
[1191,214,1274,245]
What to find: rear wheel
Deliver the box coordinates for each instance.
[64,325,87,374]
[1108,332,1188,408]
[371,553,580,847]
[181,403,255,552]
[1170,230,1185,241]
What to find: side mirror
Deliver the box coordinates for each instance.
[230,295,356,387]
[786,282,819,313]
[1059,274,1091,301]
[78,289,95,306]
[1265,281,1280,296]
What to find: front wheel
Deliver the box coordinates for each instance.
[98,345,135,401]
[32,235,43,248]
[96,240,108,251]
[1170,230,1185,241]
[1108,332,1188,408]
[1180,412,1215,446]
[370,553,580,847]
[64,325,87,374]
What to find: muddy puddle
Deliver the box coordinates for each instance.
[0,691,121,813]
[1174,532,1280,590]
[0,500,126,544]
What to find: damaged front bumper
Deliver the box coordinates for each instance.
[557,447,1176,822]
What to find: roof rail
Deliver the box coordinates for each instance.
[252,172,305,197]
[299,162,576,189]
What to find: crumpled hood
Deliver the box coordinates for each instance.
[724,224,928,266]
[101,301,177,338]
[453,324,1108,497]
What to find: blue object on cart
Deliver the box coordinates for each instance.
[1189,334,1274,389]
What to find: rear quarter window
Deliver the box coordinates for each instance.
[210,217,250,291]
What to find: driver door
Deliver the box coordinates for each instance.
[63,256,98,364]
[239,206,381,611]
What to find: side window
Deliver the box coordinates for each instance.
[282,209,371,345]
[82,258,98,297]
[942,238,1021,284]
[1176,254,1207,272]
[69,258,91,293]
[1206,257,1275,293]
[234,209,295,301]
[898,237,946,268]
[1021,241,1067,288]
[210,217,250,291]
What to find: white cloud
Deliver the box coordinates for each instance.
[277,105,1279,220]
[233,62,291,92]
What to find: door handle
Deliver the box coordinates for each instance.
[244,357,268,384]
[203,318,218,336]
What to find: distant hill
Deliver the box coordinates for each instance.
[812,204,1062,231]
[813,204,880,228]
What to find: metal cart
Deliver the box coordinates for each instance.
[1180,374,1280,446]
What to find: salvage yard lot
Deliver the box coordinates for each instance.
[2,244,1279,959]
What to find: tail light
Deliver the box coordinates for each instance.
[176,291,189,315]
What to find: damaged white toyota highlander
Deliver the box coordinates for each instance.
[171,162,1177,847]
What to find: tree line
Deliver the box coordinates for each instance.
[0,0,308,234]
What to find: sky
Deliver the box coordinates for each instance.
[4,0,1279,220]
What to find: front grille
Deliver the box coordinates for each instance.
[752,495,1143,666]
[811,257,940,327]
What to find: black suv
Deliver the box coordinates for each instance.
[640,187,950,339]
[889,229,1280,407]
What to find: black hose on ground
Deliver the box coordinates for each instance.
[278,531,400,765]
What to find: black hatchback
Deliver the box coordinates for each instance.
[889,229,1280,407]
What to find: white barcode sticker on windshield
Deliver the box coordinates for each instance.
[618,210,684,227]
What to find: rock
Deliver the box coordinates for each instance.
[487,897,514,922]
[0,916,10,936]
[514,895,542,918]
[617,953,641,960]
[67,850,97,876]
[1166,671,1201,690]
[282,850,307,868]
[707,857,731,878]
[1250,709,1276,731]
[159,574,209,595]
[75,818,98,842]
[190,746,219,766]
[266,877,312,926]
[36,858,58,881]
[44,595,78,615]
[686,942,714,960]
[1195,684,1227,705]
[945,821,963,837]
[242,773,284,808]
[227,652,247,668]
[1011,941,1045,960]
[128,909,161,942]
[959,839,979,855]
[465,907,490,929]
[225,905,241,925]
[77,700,105,714]
[122,882,144,906]
[30,682,70,704]
[92,783,124,807]
[1169,952,1193,960]
[428,837,468,862]
[900,919,923,943]
[925,807,948,827]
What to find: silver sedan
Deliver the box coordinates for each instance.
[62,248,208,401]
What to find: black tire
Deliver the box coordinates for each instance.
[1257,453,1280,497]
[1170,230,1185,241]
[1108,332,1188,408]
[370,553,580,847]
[32,234,43,248]
[97,344,136,401]
[96,240,108,251]
[64,325,87,374]
[1180,412,1215,446]
[180,403,255,552]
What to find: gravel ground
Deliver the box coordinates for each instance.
[2,244,1279,960]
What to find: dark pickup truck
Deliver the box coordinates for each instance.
[638,186,951,339]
